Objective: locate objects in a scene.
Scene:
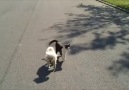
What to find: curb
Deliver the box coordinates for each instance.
[96,0,129,14]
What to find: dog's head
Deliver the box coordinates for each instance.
[65,44,70,50]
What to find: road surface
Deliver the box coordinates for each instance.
[0,0,129,90]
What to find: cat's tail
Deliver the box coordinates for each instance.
[49,40,58,45]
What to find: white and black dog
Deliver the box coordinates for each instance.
[49,40,70,61]
[43,46,60,72]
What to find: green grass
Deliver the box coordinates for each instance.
[105,0,129,11]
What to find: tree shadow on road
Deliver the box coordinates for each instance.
[49,4,129,76]
[50,4,129,54]
[108,51,129,77]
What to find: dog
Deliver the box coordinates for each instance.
[49,40,70,61]
[43,46,59,72]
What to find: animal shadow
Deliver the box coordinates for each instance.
[34,57,64,83]
[33,64,53,83]
[55,60,64,72]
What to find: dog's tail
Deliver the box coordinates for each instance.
[49,40,59,45]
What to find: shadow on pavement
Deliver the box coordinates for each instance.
[34,59,64,83]
[49,4,129,76]
[50,4,129,54]
[33,64,53,84]
[55,60,64,72]
[108,51,129,77]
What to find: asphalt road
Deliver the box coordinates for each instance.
[0,0,129,90]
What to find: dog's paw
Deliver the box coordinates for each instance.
[48,66,50,69]
[47,65,50,69]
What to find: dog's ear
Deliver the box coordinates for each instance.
[67,44,70,51]
[68,44,70,47]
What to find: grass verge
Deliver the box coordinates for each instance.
[105,0,129,11]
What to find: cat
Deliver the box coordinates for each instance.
[49,40,70,61]
[44,46,59,71]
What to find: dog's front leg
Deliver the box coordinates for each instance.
[62,53,66,61]
[64,52,67,61]
[47,61,50,69]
